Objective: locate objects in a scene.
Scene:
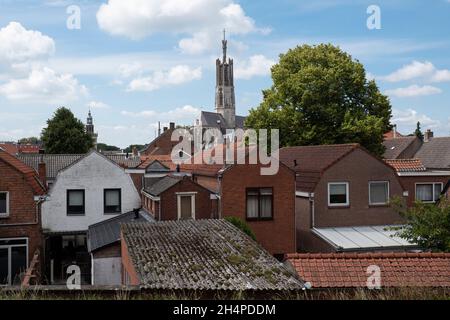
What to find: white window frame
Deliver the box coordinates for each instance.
[0,191,9,218]
[369,181,390,205]
[176,192,197,220]
[415,182,444,203]
[328,182,349,207]
[0,237,28,286]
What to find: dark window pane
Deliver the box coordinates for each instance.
[329,184,348,204]
[260,195,272,218]
[68,190,84,215]
[0,193,7,214]
[330,194,347,204]
[246,194,259,219]
[104,189,121,214]
[0,248,8,285]
[11,246,27,285]
[416,184,433,202]
[434,184,442,201]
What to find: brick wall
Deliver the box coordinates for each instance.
[220,164,296,255]
[312,148,405,228]
[120,231,140,286]
[0,160,43,263]
[398,175,450,207]
[159,177,213,220]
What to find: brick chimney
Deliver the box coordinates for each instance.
[38,157,47,188]
[170,122,175,130]
[132,146,138,158]
[393,124,397,138]
[424,129,434,142]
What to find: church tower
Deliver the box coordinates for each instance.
[86,110,98,148]
[215,30,236,129]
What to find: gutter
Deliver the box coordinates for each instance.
[0,195,46,227]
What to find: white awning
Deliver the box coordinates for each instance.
[312,225,417,251]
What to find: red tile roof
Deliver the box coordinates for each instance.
[0,149,46,195]
[384,130,405,139]
[279,144,360,192]
[385,159,427,172]
[0,143,19,155]
[286,252,450,288]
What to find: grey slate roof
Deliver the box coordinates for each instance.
[88,210,154,252]
[415,137,450,170]
[122,219,304,291]
[201,111,246,131]
[383,136,417,159]
[17,153,142,179]
[143,175,180,196]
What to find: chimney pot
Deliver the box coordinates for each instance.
[38,161,47,188]
[170,122,175,130]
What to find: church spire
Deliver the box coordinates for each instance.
[222,29,227,63]
[215,30,236,129]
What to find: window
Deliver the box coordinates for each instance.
[0,192,9,217]
[0,238,28,286]
[246,188,273,220]
[104,189,121,214]
[369,181,389,205]
[328,183,349,207]
[416,183,443,203]
[177,193,196,220]
[67,190,85,215]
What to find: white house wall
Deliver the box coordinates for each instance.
[42,152,141,233]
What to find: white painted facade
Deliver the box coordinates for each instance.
[42,151,141,233]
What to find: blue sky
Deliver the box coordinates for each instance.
[0,0,449,148]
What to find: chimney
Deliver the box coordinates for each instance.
[38,156,47,188]
[158,121,161,137]
[163,126,168,132]
[169,122,175,130]
[393,124,397,139]
[133,208,140,219]
[424,129,434,142]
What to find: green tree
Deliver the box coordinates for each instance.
[414,121,424,140]
[97,143,121,152]
[18,137,40,144]
[224,216,256,241]
[245,44,392,156]
[41,107,93,154]
[392,197,450,252]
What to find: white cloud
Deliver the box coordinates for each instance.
[385,85,442,98]
[127,65,202,92]
[392,108,440,129]
[121,105,201,121]
[96,0,268,54]
[0,66,88,103]
[0,22,55,62]
[383,60,450,83]
[88,101,111,109]
[235,55,275,80]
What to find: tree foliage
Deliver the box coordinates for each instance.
[97,143,121,152]
[41,107,93,154]
[414,121,424,140]
[392,197,450,252]
[224,216,257,241]
[245,44,392,156]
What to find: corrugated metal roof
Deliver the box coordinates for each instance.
[143,176,180,196]
[312,225,417,251]
[17,153,141,179]
[88,210,154,252]
[122,219,304,291]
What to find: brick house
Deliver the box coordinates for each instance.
[140,122,181,156]
[142,174,216,221]
[0,149,46,285]
[279,144,413,253]
[385,159,450,206]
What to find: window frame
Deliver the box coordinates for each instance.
[103,188,122,215]
[0,237,28,286]
[328,182,350,207]
[176,192,196,220]
[369,181,390,206]
[0,191,10,218]
[245,187,274,221]
[415,182,443,203]
[66,189,85,216]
